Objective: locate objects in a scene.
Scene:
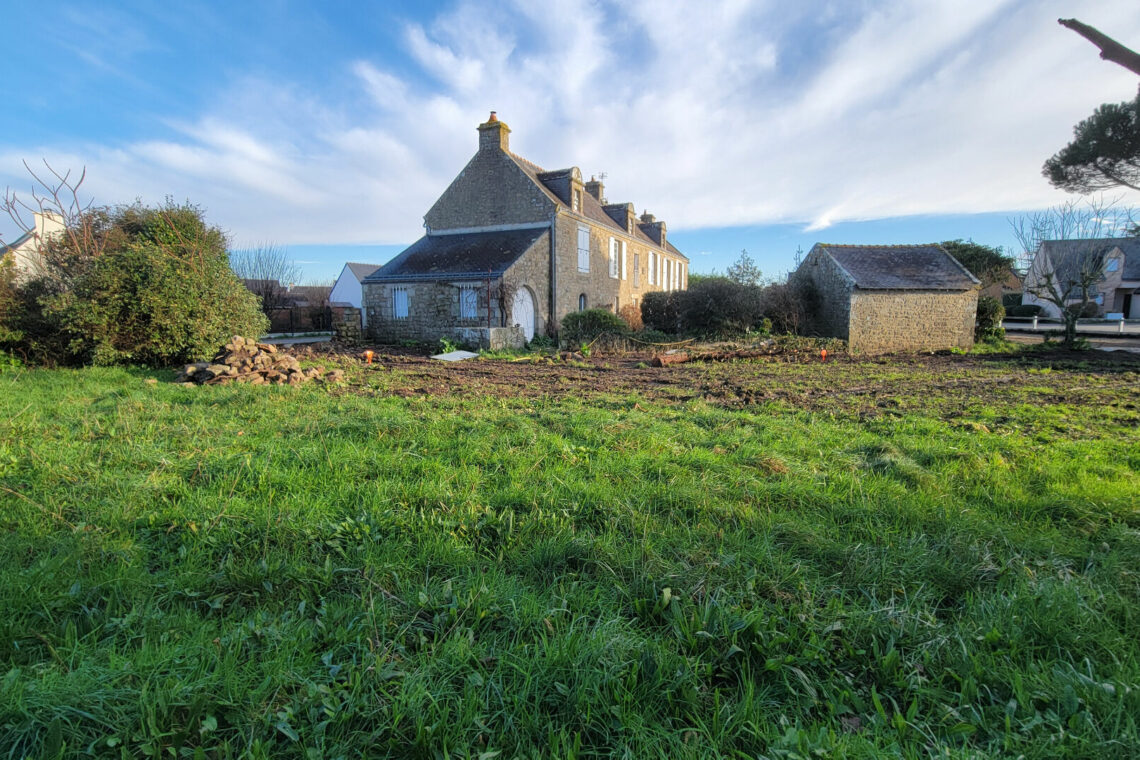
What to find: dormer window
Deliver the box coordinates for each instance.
[572,190,582,213]
[627,217,633,234]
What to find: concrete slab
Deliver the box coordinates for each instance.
[430,350,480,362]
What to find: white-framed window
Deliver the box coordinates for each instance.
[633,253,640,288]
[573,189,582,213]
[392,286,409,319]
[649,251,656,285]
[1106,258,1120,272]
[577,226,590,273]
[459,285,478,319]
[620,241,627,281]
[609,238,619,279]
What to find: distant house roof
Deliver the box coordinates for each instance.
[1038,237,1140,282]
[345,262,381,281]
[815,244,979,290]
[363,227,547,283]
[287,285,331,307]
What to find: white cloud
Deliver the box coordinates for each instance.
[3,0,1140,248]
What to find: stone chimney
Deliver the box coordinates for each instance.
[585,176,605,202]
[639,211,666,246]
[477,111,510,153]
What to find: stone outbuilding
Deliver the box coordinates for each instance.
[362,112,688,348]
[791,243,980,354]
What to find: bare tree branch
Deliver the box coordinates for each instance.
[1058,18,1140,77]
[230,243,301,317]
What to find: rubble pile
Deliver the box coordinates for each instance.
[175,336,345,386]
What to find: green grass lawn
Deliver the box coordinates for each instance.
[2,353,1139,758]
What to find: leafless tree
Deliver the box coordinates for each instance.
[230,243,301,316]
[2,161,109,284]
[1010,197,1136,344]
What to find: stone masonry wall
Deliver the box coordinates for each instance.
[365,279,502,343]
[424,150,554,231]
[848,289,978,354]
[791,249,852,340]
[552,211,685,328]
[502,231,552,337]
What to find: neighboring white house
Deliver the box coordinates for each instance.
[1022,238,1140,319]
[0,211,66,282]
[329,262,381,327]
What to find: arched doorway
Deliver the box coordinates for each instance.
[511,286,536,341]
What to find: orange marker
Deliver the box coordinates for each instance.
[820,349,827,362]
[364,350,374,365]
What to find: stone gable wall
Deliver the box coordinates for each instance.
[425,151,554,231]
[791,249,853,339]
[848,289,977,354]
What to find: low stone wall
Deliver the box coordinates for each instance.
[450,326,525,350]
[332,306,362,344]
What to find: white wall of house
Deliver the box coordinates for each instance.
[330,265,367,327]
[3,211,65,282]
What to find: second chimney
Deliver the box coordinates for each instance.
[585,176,605,202]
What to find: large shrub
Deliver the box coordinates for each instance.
[975,295,1005,342]
[677,278,764,335]
[640,291,681,333]
[2,201,267,366]
[560,308,629,346]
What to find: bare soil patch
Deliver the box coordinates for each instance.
[293,342,1140,426]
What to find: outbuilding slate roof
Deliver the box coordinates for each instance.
[1038,237,1140,282]
[363,227,546,283]
[816,244,979,291]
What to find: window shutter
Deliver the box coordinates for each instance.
[620,241,627,280]
[577,227,590,272]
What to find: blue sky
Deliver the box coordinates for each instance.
[3,1,1139,282]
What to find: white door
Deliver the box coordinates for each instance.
[511,287,535,341]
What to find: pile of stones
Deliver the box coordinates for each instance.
[175,336,345,386]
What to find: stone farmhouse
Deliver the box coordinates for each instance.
[791,243,980,354]
[363,113,688,348]
[1022,238,1140,319]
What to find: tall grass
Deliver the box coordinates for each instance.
[1,361,1138,758]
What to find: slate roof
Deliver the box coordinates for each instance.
[0,231,33,255]
[1038,238,1140,282]
[363,227,547,283]
[816,244,979,291]
[345,262,381,281]
[507,152,688,260]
